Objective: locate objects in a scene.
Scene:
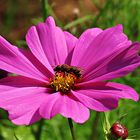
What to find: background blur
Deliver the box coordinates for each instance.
[0,0,140,140]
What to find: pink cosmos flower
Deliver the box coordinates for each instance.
[0,16,140,125]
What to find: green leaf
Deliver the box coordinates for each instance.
[64,15,94,29]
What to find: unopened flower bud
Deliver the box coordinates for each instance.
[110,122,128,140]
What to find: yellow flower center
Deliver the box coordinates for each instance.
[50,64,81,94]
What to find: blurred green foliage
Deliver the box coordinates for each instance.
[0,0,140,140]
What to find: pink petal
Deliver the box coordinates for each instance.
[71,90,119,111]
[0,76,46,91]
[83,42,140,82]
[0,91,48,125]
[74,81,139,111]
[71,25,131,71]
[8,92,47,125]
[22,50,54,79]
[0,36,49,82]
[26,16,68,69]
[78,81,139,101]
[10,109,41,125]
[0,76,49,125]
[64,31,78,64]
[71,28,103,66]
[39,92,90,123]
[64,31,78,53]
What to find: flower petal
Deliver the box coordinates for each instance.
[77,81,139,101]
[39,92,90,123]
[71,27,103,66]
[0,76,49,125]
[83,42,140,82]
[7,92,47,125]
[26,16,68,69]
[9,109,41,125]
[74,81,138,111]
[71,25,131,71]
[0,36,49,82]
[0,75,46,90]
[71,90,119,111]
[64,31,78,54]
[64,31,78,64]
[22,50,54,80]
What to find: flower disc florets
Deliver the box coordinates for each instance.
[50,64,81,94]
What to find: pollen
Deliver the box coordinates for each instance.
[50,64,81,94]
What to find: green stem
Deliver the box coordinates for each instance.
[36,119,44,140]
[68,118,76,140]
[90,112,100,140]
[31,119,44,140]
[41,0,49,21]
[103,112,111,140]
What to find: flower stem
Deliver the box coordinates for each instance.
[90,112,100,140]
[31,119,44,140]
[41,0,49,21]
[36,119,44,140]
[68,118,76,140]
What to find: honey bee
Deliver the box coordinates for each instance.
[53,64,82,78]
